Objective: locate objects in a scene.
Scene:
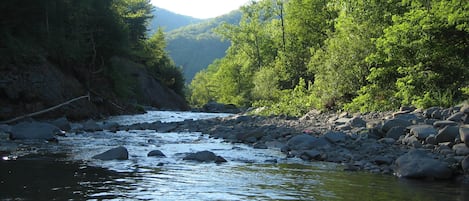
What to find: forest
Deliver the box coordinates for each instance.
[189,0,469,116]
[0,0,184,99]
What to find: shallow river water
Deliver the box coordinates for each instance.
[1,111,468,200]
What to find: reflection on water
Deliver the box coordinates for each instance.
[0,111,468,200]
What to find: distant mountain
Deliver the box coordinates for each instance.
[165,10,242,83]
[149,7,202,33]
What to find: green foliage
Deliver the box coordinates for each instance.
[189,0,468,115]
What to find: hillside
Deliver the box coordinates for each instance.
[149,7,202,33]
[165,10,242,82]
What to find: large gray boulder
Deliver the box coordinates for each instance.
[183,151,227,163]
[385,126,406,140]
[409,125,437,140]
[323,131,347,143]
[435,126,459,143]
[10,122,59,140]
[92,146,129,160]
[286,134,330,150]
[395,150,452,180]
[346,117,367,128]
[382,119,412,133]
[460,125,469,147]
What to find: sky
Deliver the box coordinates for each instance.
[150,0,251,19]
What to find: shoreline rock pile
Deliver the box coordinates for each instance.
[1,104,468,181]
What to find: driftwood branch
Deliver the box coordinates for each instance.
[0,93,90,124]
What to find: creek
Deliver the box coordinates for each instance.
[0,111,467,200]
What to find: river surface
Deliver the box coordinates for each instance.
[0,111,468,200]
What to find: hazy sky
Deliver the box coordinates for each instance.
[150,0,251,19]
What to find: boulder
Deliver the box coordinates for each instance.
[347,117,367,128]
[395,150,452,180]
[409,125,437,140]
[92,146,129,160]
[10,122,59,140]
[460,125,469,147]
[447,112,465,122]
[382,119,412,133]
[462,155,469,174]
[323,131,347,143]
[393,113,419,121]
[48,117,71,131]
[435,126,459,143]
[452,144,469,156]
[147,150,166,157]
[423,107,441,118]
[461,105,469,114]
[385,126,406,140]
[286,134,330,150]
[300,150,322,161]
[183,151,227,163]
[425,135,437,145]
[82,120,102,132]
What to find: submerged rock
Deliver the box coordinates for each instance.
[92,146,129,160]
[395,150,452,180]
[147,150,166,157]
[183,151,227,163]
[10,122,59,140]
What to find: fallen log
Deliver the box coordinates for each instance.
[0,93,90,124]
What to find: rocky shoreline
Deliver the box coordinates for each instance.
[1,105,469,182]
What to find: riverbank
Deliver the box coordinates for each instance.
[1,106,468,182]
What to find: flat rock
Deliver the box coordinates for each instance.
[147,150,166,157]
[433,120,458,128]
[183,151,227,163]
[92,146,129,160]
[395,150,452,180]
[10,122,59,140]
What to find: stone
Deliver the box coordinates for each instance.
[385,126,406,140]
[183,151,227,163]
[452,143,469,156]
[286,134,330,151]
[92,146,129,160]
[433,120,458,128]
[82,120,102,132]
[393,113,419,122]
[378,138,396,144]
[382,119,412,133]
[347,117,367,128]
[447,112,465,122]
[409,125,437,140]
[147,150,166,157]
[461,105,469,114]
[10,122,59,140]
[435,126,459,143]
[462,155,469,174]
[49,117,71,131]
[253,143,268,149]
[423,107,441,118]
[323,131,347,143]
[460,125,469,147]
[373,156,393,165]
[300,150,322,161]
[425,135,437,145]
[395,150,452,180]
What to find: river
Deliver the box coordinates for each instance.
[0,111,467,200]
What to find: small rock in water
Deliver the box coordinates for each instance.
[183,151,227,163]
[147,150,166,157]
[92,146,129,161]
